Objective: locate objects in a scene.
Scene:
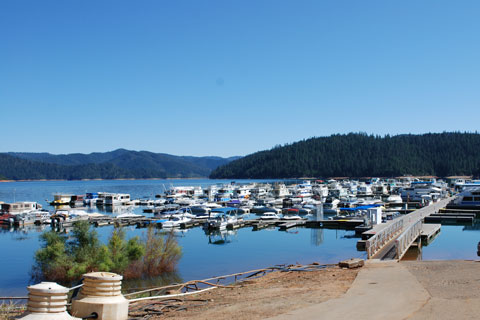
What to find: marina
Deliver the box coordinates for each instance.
[2,2,480,318]
[0,177,479,296]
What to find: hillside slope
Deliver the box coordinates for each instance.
[1,150,239,180]
[210,132,480,179]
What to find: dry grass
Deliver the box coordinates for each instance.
[0,301,26,320]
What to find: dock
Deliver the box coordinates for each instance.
[424,214,474,224]
[361,197,453,260]
[278,220,306,230]
[306,219,364,230]
[420,223,441,243]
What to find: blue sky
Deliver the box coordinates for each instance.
[1,1,479,157]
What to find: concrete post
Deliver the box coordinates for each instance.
[71,272,128,320]
[19,282,79,320]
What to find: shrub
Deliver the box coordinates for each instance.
[33,223,181,283]
[124,227,182,279]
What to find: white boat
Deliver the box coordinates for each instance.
[176,198,196,206]
[204,214,229,230]
[323,199,340,214]
[281,214,302,220]
[104,193,131,206]
[386,194,402,204]
[449,188,480,209]
[272,183,291,198]
[1,201,42,214]
[161,214,191,228]
[260,212,280,220]
[313,184,329,199]
[204,207,240,230]
[400,182,442,203]
[12,210,52,225]
[32,210,52,225]
[357,184,373,196]
[294,181,313,198]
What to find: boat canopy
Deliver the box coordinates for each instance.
[211,207,239,215]
[86,193,98,199]
[339,204,381,211]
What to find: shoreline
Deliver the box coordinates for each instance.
[129,259,480,320]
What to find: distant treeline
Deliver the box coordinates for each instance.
[0,149,239,180]
[210,132,480,179]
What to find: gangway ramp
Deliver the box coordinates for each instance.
[364,197,452,260]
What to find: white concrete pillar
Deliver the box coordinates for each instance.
[19,282,79,320]
[71,272,128,320]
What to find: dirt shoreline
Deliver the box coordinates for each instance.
[129,259,480,320]
[129,266,360,319]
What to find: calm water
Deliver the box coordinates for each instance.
[0,179,478,295]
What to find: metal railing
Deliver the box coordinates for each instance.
[395,219,422,260]
[365,218,404,258]
[365,197,453,259]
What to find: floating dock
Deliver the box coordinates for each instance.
[420,223,441,243]
[278,221,307,230]
[424,212,475,224]
[307,219,364,230]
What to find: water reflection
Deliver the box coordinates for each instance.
[171,229,189,237]
[462,219,480,231]
[0,224,48,236]
[205,229,238,245]
[311,229,324,246]
[122,272,183,293]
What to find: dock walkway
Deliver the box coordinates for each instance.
[364,197,453,259]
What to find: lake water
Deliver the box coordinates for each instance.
[0,179,478,295]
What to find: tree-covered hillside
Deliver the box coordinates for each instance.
[0,154,136,180]
[0,150,238,180]
[210,133,480,179]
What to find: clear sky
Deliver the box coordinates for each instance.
[1,1,479,157]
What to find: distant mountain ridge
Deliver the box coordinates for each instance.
[210,132,480,179]
[1,149,240,180]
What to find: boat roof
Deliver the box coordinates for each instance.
[211,207,238,213]
[339,204,381,211]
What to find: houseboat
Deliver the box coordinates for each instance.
[104,193,131,206]
[50,194,73,206]
[448,188,480,210]
[1,202,42,214]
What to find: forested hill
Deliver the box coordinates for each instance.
[0,150,239,180]
[210,133,480,179]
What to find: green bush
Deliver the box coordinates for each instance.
[33,222,181,284]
